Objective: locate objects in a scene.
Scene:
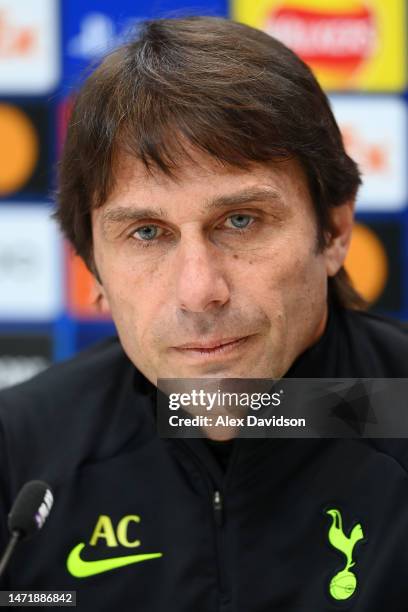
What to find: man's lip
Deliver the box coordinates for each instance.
[174,336,249,350]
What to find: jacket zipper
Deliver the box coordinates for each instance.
[212,488,230,606]
[178,441,230,606]
[213,490,223,526]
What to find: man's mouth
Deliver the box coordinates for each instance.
[172,336,251,358]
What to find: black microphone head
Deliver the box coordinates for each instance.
[8,480,54,540]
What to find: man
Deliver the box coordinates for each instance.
[1,16,408,611]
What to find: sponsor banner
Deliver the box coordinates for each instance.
[67,247,111,319]
[157,378,408,438]
[344,220,402,311]
[0,205,63,320]
[0,102,52,198]
[330,96,407,211]
[231,0,407,91]
[62,0,228,86]
[0,0,60,94]
[0,333,52,389]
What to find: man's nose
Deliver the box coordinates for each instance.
[173,237,230,313]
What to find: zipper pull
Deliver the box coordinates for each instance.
[213,490,223,526]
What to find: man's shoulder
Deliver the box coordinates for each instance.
[348,308,408,340]
[0,337,143,485]
[0,336,130,416]
[363,438,408,478]
[341,307,408,376]
[337,308,408,466]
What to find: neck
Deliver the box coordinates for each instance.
[311,301,329,346]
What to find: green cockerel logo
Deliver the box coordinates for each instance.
[326,508,365,601]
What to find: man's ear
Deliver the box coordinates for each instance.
[89,257,112,315]
[93,277,111,315]
[324,199,355,277]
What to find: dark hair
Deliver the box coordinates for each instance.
[55,15,365,309]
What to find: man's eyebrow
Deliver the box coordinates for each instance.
[102,206,169,228]
[204,186,286,211]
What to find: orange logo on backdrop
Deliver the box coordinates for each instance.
[344,223,388,304]
[0,104,38,195]
[341,126,388,175]
[0,10,37,57]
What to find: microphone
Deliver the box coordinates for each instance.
[0,480,54,579]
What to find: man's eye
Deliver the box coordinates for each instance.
[225,214,254,229]
[133,225,162,241]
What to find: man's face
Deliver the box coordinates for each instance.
[92,153,335,384]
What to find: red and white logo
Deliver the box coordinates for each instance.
[266,4,377,76]
[0,0,60,94]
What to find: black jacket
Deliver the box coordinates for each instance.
[1,304,408,611]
